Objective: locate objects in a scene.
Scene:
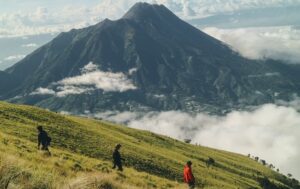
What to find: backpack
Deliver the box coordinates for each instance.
[46,136,52,146]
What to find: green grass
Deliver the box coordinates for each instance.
[0,131,185,189]
[0,101,298,189]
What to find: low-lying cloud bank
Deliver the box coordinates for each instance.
[92,104,300,179]
[203,26,300,63]
[31,62,136,97]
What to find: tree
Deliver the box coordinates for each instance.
[269,164,275,169]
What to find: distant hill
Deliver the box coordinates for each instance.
[0,2,300,114]
[0,101,299,189]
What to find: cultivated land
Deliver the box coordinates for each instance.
[0,101,298,189]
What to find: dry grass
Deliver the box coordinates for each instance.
[65,173,134,189]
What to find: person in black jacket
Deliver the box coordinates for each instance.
[112,144,124,171]
[37,126,51,152]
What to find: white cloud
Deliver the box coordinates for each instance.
[128,67,138,75]
[55,85,94,97]
[1,0,300,38]
[196,0,299,17]
[248,72,280,78]
[30,87,55,95]
[4,55,26,61]
[21,43,38,47]
[0,6,94,38]
[181,0,196,17]
[94,111,141,123]
[203,26,300,63]
[57,62,137,92]
[33,7,48,22]
[276,94,300,111]
[60,111,71,115]
[153,94,166,98]
[30,62,137,97]
[93,103,300,179]
[81,62,98,73]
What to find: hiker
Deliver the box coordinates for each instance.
[112,144,125,171]
[37,126,51,152]
[184,161,195,189]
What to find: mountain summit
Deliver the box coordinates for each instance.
[123,2,166,19]
[0,2,300,113]
[123,2,184,25]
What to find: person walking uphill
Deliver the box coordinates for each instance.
[37,126,51,154]
[184,161,195,189]
[112,144,125,171]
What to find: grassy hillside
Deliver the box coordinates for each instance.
[0,101,299,189]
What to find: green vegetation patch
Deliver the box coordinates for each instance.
[0,101,299,189]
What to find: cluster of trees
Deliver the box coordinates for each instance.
[247,154,294,179]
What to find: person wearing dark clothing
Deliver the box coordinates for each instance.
[184,161,195,189]
[37,126,51,152]
[112,144,124,171]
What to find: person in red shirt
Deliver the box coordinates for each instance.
[184,161,195,189]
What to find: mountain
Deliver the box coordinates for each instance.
[0,71,9,92]
[1,101,299,189]
[0,70,18,94]
[1,2,300,113]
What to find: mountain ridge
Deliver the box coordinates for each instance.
[0,2,300,113]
